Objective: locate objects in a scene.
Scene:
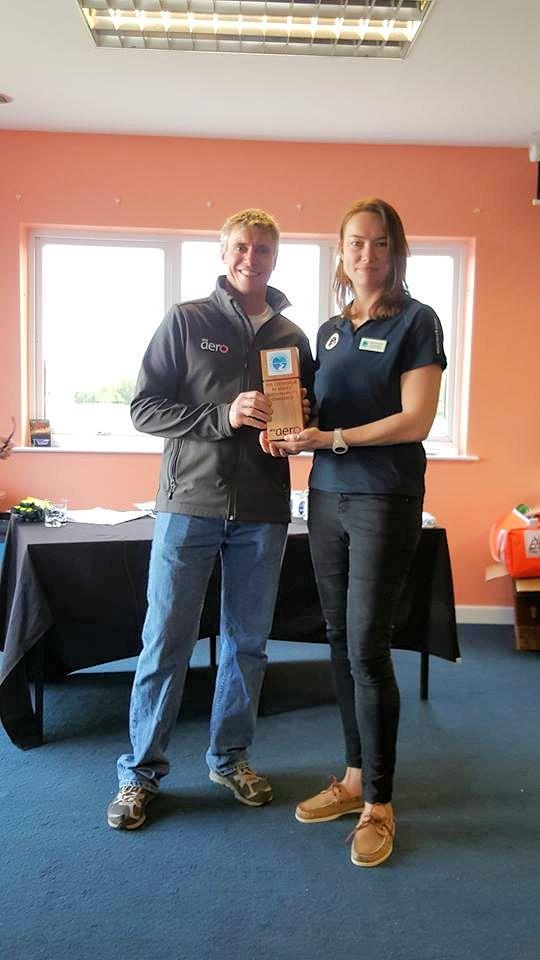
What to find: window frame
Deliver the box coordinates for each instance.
[28,228,471,456]
[407,238,472,456]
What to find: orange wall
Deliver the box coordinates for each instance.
[1,131,538,608]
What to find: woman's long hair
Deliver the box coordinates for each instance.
[333,198,410,319]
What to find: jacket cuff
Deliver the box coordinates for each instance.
[218,404,235,438]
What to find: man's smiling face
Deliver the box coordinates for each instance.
[222,225,278,301]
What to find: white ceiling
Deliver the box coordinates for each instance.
[1,0,539,147]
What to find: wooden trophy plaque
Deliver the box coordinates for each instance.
[260,346,303,442]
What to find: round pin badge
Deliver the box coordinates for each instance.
[325,332,339,350]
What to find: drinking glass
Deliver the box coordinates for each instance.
[44,498,68,528]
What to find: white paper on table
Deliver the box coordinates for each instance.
[66,507,154,525]
[134,501,156,512]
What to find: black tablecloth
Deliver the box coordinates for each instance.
[0,517,459,748]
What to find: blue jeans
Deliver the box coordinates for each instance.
[117,513,287,792]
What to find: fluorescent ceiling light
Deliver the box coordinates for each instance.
[76,1,435,59]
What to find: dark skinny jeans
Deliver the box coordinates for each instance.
[308,489,422,804]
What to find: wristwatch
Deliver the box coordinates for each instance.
[332,428,349,455]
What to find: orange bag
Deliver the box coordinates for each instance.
[502,527,540,577]
[489,508,540,577]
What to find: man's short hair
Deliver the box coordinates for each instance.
[220,208,280,251]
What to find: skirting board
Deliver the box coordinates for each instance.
[456,605,514,625]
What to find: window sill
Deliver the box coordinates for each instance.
[13,447,480,462]
[426,453,479,462]
[13,445,162,455]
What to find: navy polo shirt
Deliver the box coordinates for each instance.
[310,299,447,497]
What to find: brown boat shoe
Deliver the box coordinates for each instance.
[348,803,395,867]
[295,777,364,824]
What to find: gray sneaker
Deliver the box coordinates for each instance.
[107,784,153,830]
[209,763,273,807]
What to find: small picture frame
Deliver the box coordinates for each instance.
[29,418,51,447]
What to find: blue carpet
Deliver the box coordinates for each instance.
[1,627,539,960]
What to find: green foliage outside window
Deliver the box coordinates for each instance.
[74,378,135,404]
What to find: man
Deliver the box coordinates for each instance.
[107,208,314,830]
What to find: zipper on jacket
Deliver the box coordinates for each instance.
[167,440,182,499]
[227,355,248,519]
[228,304,253,519]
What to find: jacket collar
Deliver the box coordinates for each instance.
[213,276,290,320]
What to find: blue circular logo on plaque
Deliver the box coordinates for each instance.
[271,354,288,371]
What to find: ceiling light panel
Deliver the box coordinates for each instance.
[77,2,435,58]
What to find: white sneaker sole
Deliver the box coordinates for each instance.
[108,812,146,830]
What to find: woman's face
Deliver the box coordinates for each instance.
[341,211,391,295]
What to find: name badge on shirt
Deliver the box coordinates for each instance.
[359,337,387,353]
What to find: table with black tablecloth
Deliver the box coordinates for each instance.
[0,517,459,749]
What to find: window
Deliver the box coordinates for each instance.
[30,231,470,455]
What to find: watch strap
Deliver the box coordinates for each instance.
[332,428,349,454]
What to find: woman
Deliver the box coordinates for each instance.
[269,198,446,867]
